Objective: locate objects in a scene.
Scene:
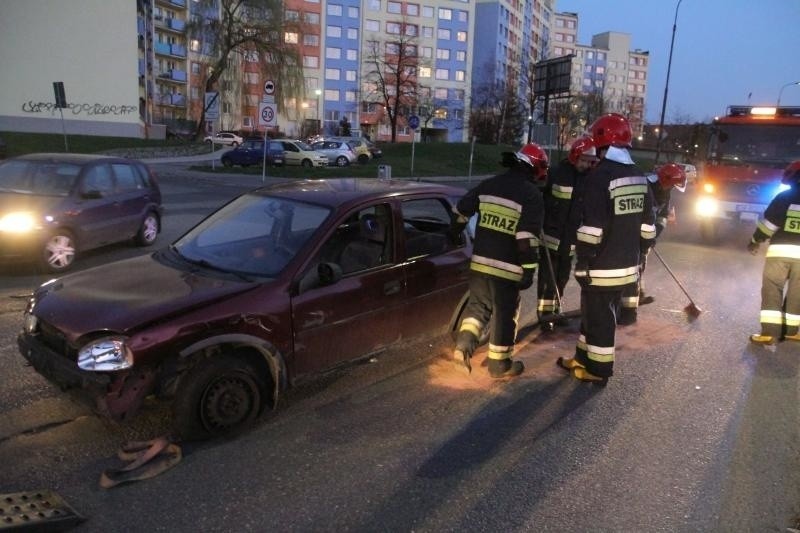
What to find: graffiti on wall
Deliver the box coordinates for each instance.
[21,101,138,116]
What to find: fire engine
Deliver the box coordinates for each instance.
[694,105,800,241]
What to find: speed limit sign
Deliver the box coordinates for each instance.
[258,102,277,127]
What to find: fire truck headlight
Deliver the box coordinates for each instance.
[702,183,715,194]
[695,197,718,218]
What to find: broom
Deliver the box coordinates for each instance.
[651,247,702,320]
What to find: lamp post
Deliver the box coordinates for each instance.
[315,88,322,134]
[777,81,800,107]
[654,0,684,166]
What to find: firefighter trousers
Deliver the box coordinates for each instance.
[537,246,572,317]
[456,274,521,361]
[759,257,800,338]
[574,288,624,378]
[620,251,648,321]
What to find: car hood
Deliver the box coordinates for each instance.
[32,253,260,338]
[0,191,63,213]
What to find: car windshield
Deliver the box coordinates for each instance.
[172,193,331,277]
[295,141,314,151]
[0,160,78,196]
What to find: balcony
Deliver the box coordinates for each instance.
[157,69,187,82]
[156,94,186,107]
[153,42,186,58]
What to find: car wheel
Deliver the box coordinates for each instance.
[41,230,76,273]
[336,156,349,167]
[301,159,313,168]
[221,158,233,168]
[172,354,268,441]
[205,139,213,145]
[135,212,160,247]
[358,154,369,164]
[232,141,240,147]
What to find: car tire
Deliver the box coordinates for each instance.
[135,212,160,247]
[336,156,349,167]
[221,158,233,168]
[172,354,268,441]
[41,230,77,273]
[301,159,313,168]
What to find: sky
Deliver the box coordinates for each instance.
[553,0,800,124]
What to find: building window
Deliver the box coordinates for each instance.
[387,1,401,14]
[452,109,464,120]
[303,55,319,68]
[456,31,466,42]
[324,89,340,102]
[386,21,401,34]
[346,70,357,81]
[454,70,465,82]
[327,4,342,16]
[437,28,450,39]
[326,68,341,80]
[554,46,563,56]
[438,7,451,20]
[327,25,342,37]
[326,47,341,59]
[436,48,450,60]
[555,33,563,42]
[422,26,433,38]
[418,66,431,78]
[191,62,200,75]
[405,24,417,36]
[452,89,464,100]
[422,5,434,17]
[434,88,447,99]
[348,6,358,18]
[421,46,433,58]
[347,28,358,40]
[365,19,379,31]
[304,12,320,24]
[346,90,357,102]
[597,52,606,60]
[457,10,467,22]
[367,0,380,10]
[346,49,357,60]
[456,50,466,62]
[303,34,320,46]
[407,3,419,16]
[435,68,448,80]
[285,9,299,21]
[285,32,299,44]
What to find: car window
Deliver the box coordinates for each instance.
[82,164,115,195]
[243,140,262,150]
[173,194,330,277]
[401,198,459,258]
[323,203,394,274]
[269,142,283,152]
[282,142,298,152]
[112,163,144,191]
[0,160,78,196]
[295,141,314,151]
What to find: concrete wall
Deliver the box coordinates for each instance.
[0,0,142,137]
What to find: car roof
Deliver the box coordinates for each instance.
[251,178,465,209]
[11,153,139,164]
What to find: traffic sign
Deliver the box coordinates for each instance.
[258,102,277,127]
[264,80,275,95]
[408,115,420,130]
[205,92,220,120]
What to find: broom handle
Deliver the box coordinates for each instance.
[650,247,696,304]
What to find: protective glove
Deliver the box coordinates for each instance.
[518,269,534,290]
[574,259,592,287]
[747,240,760,255]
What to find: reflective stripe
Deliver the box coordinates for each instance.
[520,263,538,269]
[542,233,560,251]
[488,344,513,360]
[610,184,648,197]
[757,217,778,236]
[587,265,639,287]
[621,295,639,308]
[766,244,800,259]
[471,260,522,281]
[786,312,800,327]
[478,194,522,213]
[538,299,558,312]
[641,223,657,240]
[577,225,603,244]
[577,334,588,352]
[760,309,784,325]
[586,342,615,363]
[517,231,535,240]
[552,184,573,200]
[459,317,483,337]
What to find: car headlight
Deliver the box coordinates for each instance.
[78,336,133,371]
[0,212,38,233]
[695,196,719,218]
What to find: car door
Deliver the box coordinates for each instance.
[73,163,122,248]
[290,202,406,376]
[280,141,301,166]
[241,140,263,166]
[398,196,471,340]
[109,162,150,239]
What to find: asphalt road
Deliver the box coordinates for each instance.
[0,167,798,532]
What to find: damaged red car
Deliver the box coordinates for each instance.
[18,178,472,440]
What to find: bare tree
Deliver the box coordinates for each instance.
[468,64,526,145]
[186,0,306,138]
[362,19,425,142]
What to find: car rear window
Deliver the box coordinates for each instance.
[0,160,78,196]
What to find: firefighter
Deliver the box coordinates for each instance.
[618,162,687,324]
[450,143,546,378]
[747,160,800,344]
[556,113,656,384]
[538,135,598,331]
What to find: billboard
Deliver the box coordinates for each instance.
[533,55,574,98]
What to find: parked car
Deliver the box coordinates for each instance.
[221,138,285,168]
[276,139,328,167]
[310,139,357,167]
[204,131,243,147]
[0,153,162,272]
[18,179,471,440]
[363,138,383,159]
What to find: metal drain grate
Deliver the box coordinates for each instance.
[0,491,84,532]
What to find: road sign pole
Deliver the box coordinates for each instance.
[262,129,268,183]
[411,134,416,181]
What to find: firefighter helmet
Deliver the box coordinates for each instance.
[568,136,597,165]
[656,163,687,192]
[589,113,632,148]
[782,160,800,185]
[514,143,549,179]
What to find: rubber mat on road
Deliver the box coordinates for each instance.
[0,490,84,532]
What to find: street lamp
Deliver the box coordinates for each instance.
[654,0,684,166]
[315,88,322,134]
[777,81,800,107]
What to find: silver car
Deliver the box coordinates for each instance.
[311,140,358,167]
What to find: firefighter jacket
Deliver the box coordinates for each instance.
[454,166,543,282]
[751,183,800,259]
[542,159,587,254]
[575,146,657,290]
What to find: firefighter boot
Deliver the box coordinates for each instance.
[639,290,655,305]
[783,333,800,342]
[556,356,583,372]
[452,349,471,375]
[749,334,777,345]
[488,358,524,379]
[571,367,609,386]
[617,308,637,326]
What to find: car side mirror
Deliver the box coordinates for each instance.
[296,261,343,294]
